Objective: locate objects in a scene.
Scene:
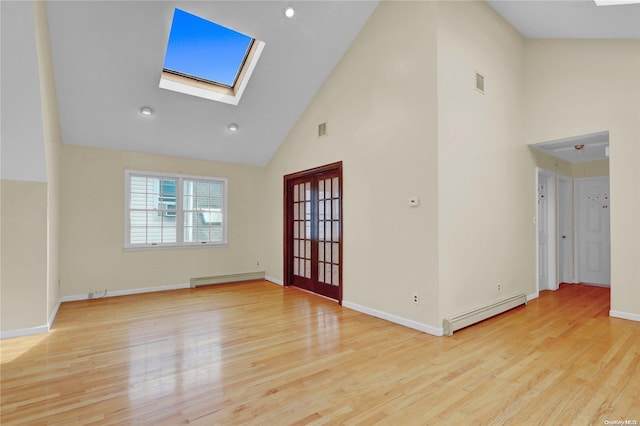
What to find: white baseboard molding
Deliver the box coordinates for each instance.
[265,276,283,286]
[2,299,64,340]
[190,271,265,287]
[610,310,640,322]
[443,293,527,336]
[60,282,190,302]
[5,278,265,339]
[342,301,443,337]
[526,292,539,302]
[48,299,62,329]
[1,324,49,340]
[581,282,611,288]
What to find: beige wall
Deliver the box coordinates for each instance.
[34,1,63,323]
[1,180,48,331]
[530,150,573,177]
[572,159,609,178]
[436,1,530,318]
[60,145,266,296]
[264,1,441,327]
[530,147,610,179]
[526,40,640,316]
[1,1,59,334]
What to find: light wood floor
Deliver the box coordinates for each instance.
[1,281,639,425]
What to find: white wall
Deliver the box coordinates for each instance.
[526,40,640,318]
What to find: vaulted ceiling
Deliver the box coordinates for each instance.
[45,1,639,167]
[46,1,379,167]
[488,0,640,39]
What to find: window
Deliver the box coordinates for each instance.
[125,171,227,249]
[159,8,266,106]
[163,9,253,88]
[159,179,177,217]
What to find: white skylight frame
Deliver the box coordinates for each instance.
[159,10,266,106]
[160,42,265,105]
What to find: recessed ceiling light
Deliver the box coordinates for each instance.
[140,106,153,116]
[228,123,239,132]
[284,5,296,18]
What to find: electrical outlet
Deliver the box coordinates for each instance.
[256,261,260,267]
[497,283,502,292]
[412,293,419,304]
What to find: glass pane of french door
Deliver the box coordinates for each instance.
[317,176,340,287]
[292,181,312,280]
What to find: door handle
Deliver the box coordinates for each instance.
[562,235,567,239]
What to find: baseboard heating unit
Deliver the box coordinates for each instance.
[190,271,265,288]
[443,293,527,336]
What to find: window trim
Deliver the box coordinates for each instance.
[124,170,228,250]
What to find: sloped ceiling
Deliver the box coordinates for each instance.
[45,1,639,167]
[1,1,48,182]
[46,1,379,166]
[487,0,640,39]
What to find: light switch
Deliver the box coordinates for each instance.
[409,196,420,207]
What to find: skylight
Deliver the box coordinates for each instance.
[159,9,265,105]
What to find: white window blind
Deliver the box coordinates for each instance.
[125,171,227,249]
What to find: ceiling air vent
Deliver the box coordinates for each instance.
[318,122,327,138]
[476,72,485,94]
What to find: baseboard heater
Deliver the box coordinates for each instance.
[443,293,527,336]
[190,271,265,288]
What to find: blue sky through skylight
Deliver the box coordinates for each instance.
[163,9,253,87]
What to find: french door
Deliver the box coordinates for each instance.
[284,162,342,302]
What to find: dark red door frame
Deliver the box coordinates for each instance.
[283,162,343,304]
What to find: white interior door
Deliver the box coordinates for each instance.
[537,169,556,292]
[557,176,574,284]
[575,177,610,286]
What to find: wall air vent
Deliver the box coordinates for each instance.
[318,122,327,138]
[476,72,485,94]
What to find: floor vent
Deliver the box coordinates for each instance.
[190,271,265,288]
[443,293,526,336]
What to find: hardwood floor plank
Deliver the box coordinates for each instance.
[2,282,639,424]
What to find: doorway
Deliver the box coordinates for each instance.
[284,162,342,302]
